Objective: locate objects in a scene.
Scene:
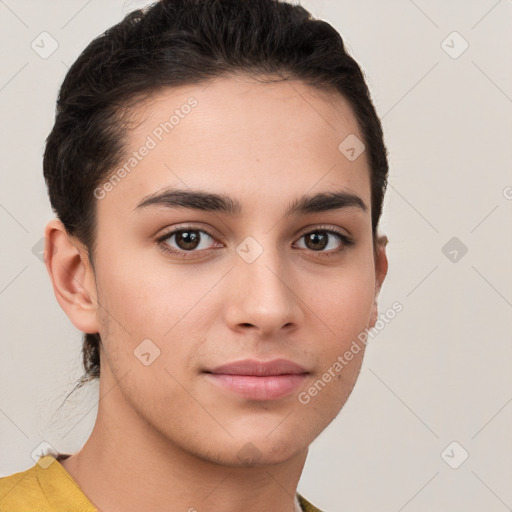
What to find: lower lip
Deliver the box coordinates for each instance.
[204,373,308,401]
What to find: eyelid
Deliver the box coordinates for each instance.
[157,223,351,243]
[155,224,222,255]
[293,224,355,252]
[155,222,354,259]
[294,223,351,240]
[156,223,221,242]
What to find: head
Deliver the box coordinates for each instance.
[44,0,388,465]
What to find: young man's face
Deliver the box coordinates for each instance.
[61,75,387,466]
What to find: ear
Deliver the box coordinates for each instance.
[368,234,389,328]
[43,218,100,334]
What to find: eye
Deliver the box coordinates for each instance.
[156,226,220,258]
[155,224,354,260]
[294,227,354,254]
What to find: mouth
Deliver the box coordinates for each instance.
[203,358,309,401]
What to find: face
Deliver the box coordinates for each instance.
[77,74,387,465]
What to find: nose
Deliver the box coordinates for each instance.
[223,244,303,336]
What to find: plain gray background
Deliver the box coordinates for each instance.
[1,1,511,510]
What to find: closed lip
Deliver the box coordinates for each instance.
[205,358,309,376]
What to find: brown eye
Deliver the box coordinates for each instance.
[296,229,353,253]
[157,227,219,258]
[303,232,329,251]
[174,230,202,250]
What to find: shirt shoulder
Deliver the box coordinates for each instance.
[297,492,325,512]
[0,455,96,512]
[1,457,321,512]
[0,459,50,511]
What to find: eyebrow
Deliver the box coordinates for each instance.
[134,187,367,216]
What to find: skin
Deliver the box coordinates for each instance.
[44,74,388,512]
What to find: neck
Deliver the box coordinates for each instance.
[60,374,308,512]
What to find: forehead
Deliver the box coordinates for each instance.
[101,74,371,214]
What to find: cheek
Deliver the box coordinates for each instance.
[306,256,376,340]
[95,248,209,338]
[297,256,376,407]
[93,251,220,387]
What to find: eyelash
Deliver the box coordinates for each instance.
[155,224,355,260]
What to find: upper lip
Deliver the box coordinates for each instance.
[206,358,308,376]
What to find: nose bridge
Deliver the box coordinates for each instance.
[226,234,300,332]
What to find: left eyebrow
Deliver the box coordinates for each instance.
[134,187,367,216]
[284,190,367,217]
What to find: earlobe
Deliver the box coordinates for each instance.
[43,218,100,334]
[369,234,389,328]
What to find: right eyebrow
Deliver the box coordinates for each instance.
[134,188,242,215]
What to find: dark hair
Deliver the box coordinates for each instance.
[43,0,388,391]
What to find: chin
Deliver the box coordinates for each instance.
[228,430,310,467]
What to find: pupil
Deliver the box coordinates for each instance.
[177,231,199,250]
[307,232,327,250]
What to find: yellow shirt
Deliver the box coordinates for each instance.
[0,455,322,512]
